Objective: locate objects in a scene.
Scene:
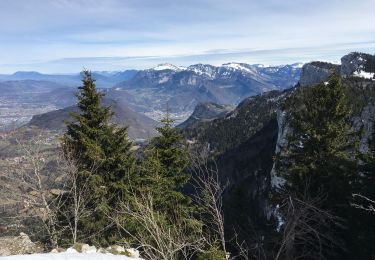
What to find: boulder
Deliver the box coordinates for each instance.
[125,248,140,258]
[0,232,43,256]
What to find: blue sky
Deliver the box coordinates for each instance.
[0,0,374,73]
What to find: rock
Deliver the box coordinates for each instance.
[341,52,375,77]
[270,109,288,188]
[177,102,233,129]
[352,102,375,153]
[106,245,126,255]
[66,248,78,253]
[71,243,96,253]
[0,232,43,256]
[299,61,340,86]
[51,248,66,253]
[97,247,108,253]
[125,248,140,258]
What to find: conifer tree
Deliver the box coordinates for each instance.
[276,75,357,258]
[141,110,192,214]
[282,75,356,208]
[121,110,203,258]
[61,70,134,246]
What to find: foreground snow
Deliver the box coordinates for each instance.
[1,251,140,260]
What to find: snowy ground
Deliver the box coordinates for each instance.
[1,252,139,260]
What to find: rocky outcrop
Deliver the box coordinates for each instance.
[0,233,43,256]
[341,52,375,77]
[299,61,340,86]
[270,109,289,188]
[352,102,375,153]
[177,102,233,129]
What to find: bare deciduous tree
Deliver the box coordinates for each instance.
[56,149,95,244]
[275,192,344,260]
[189,147,229,259]
[13,135,61,248]
[351,193,375,214]
[113,191,206,260]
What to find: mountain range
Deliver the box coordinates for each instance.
[115,62,302,115]
[0,70,138,89]
[2,52,374,141]
[177,52,375,237]
[0,61,302,135]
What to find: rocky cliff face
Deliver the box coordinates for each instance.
[299,61,340,86]
[177,102,233,129]
[270,109,289,188]
[299,52,375,87]
[341,52,375,77]
[352,102,375,153]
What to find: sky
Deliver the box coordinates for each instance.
[0,0,374,73]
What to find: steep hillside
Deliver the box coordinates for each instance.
[182,90,287,153]
[177,102,233,129]
[28,98,158,141]
[182,53,375,237]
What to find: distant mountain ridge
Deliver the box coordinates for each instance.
[0,70,138,88]
[114,62,301,115]
[28,97,158,141]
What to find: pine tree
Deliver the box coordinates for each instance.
[283,75,356,208]
[119,110,203,258]
[141,110,192,214]
[61,70,135,246]
[276,75,357,259]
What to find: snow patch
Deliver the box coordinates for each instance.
[222,63,253,73]
[152,63,185,72]
[291,62,304,69]
[353,70,375,79]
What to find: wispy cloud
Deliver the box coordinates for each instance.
[0,0,374,73]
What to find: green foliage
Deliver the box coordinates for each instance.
[124,111,204,258]
[282,75,356,207]
[349,116,375,259]
[61,70,135,246]
[277,75,360,258]
[197,243,227,260]
[141,110,192,214]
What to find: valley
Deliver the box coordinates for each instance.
[0,62,301,132]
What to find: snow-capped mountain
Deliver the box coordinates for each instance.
[113,62,302,118]
[152,63,186,72]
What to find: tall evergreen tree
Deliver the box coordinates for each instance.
[141,110,191,214]
[123,110,203,258]
[276,75,357,258]
[282,75,355,207]
[61,70,134,246]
